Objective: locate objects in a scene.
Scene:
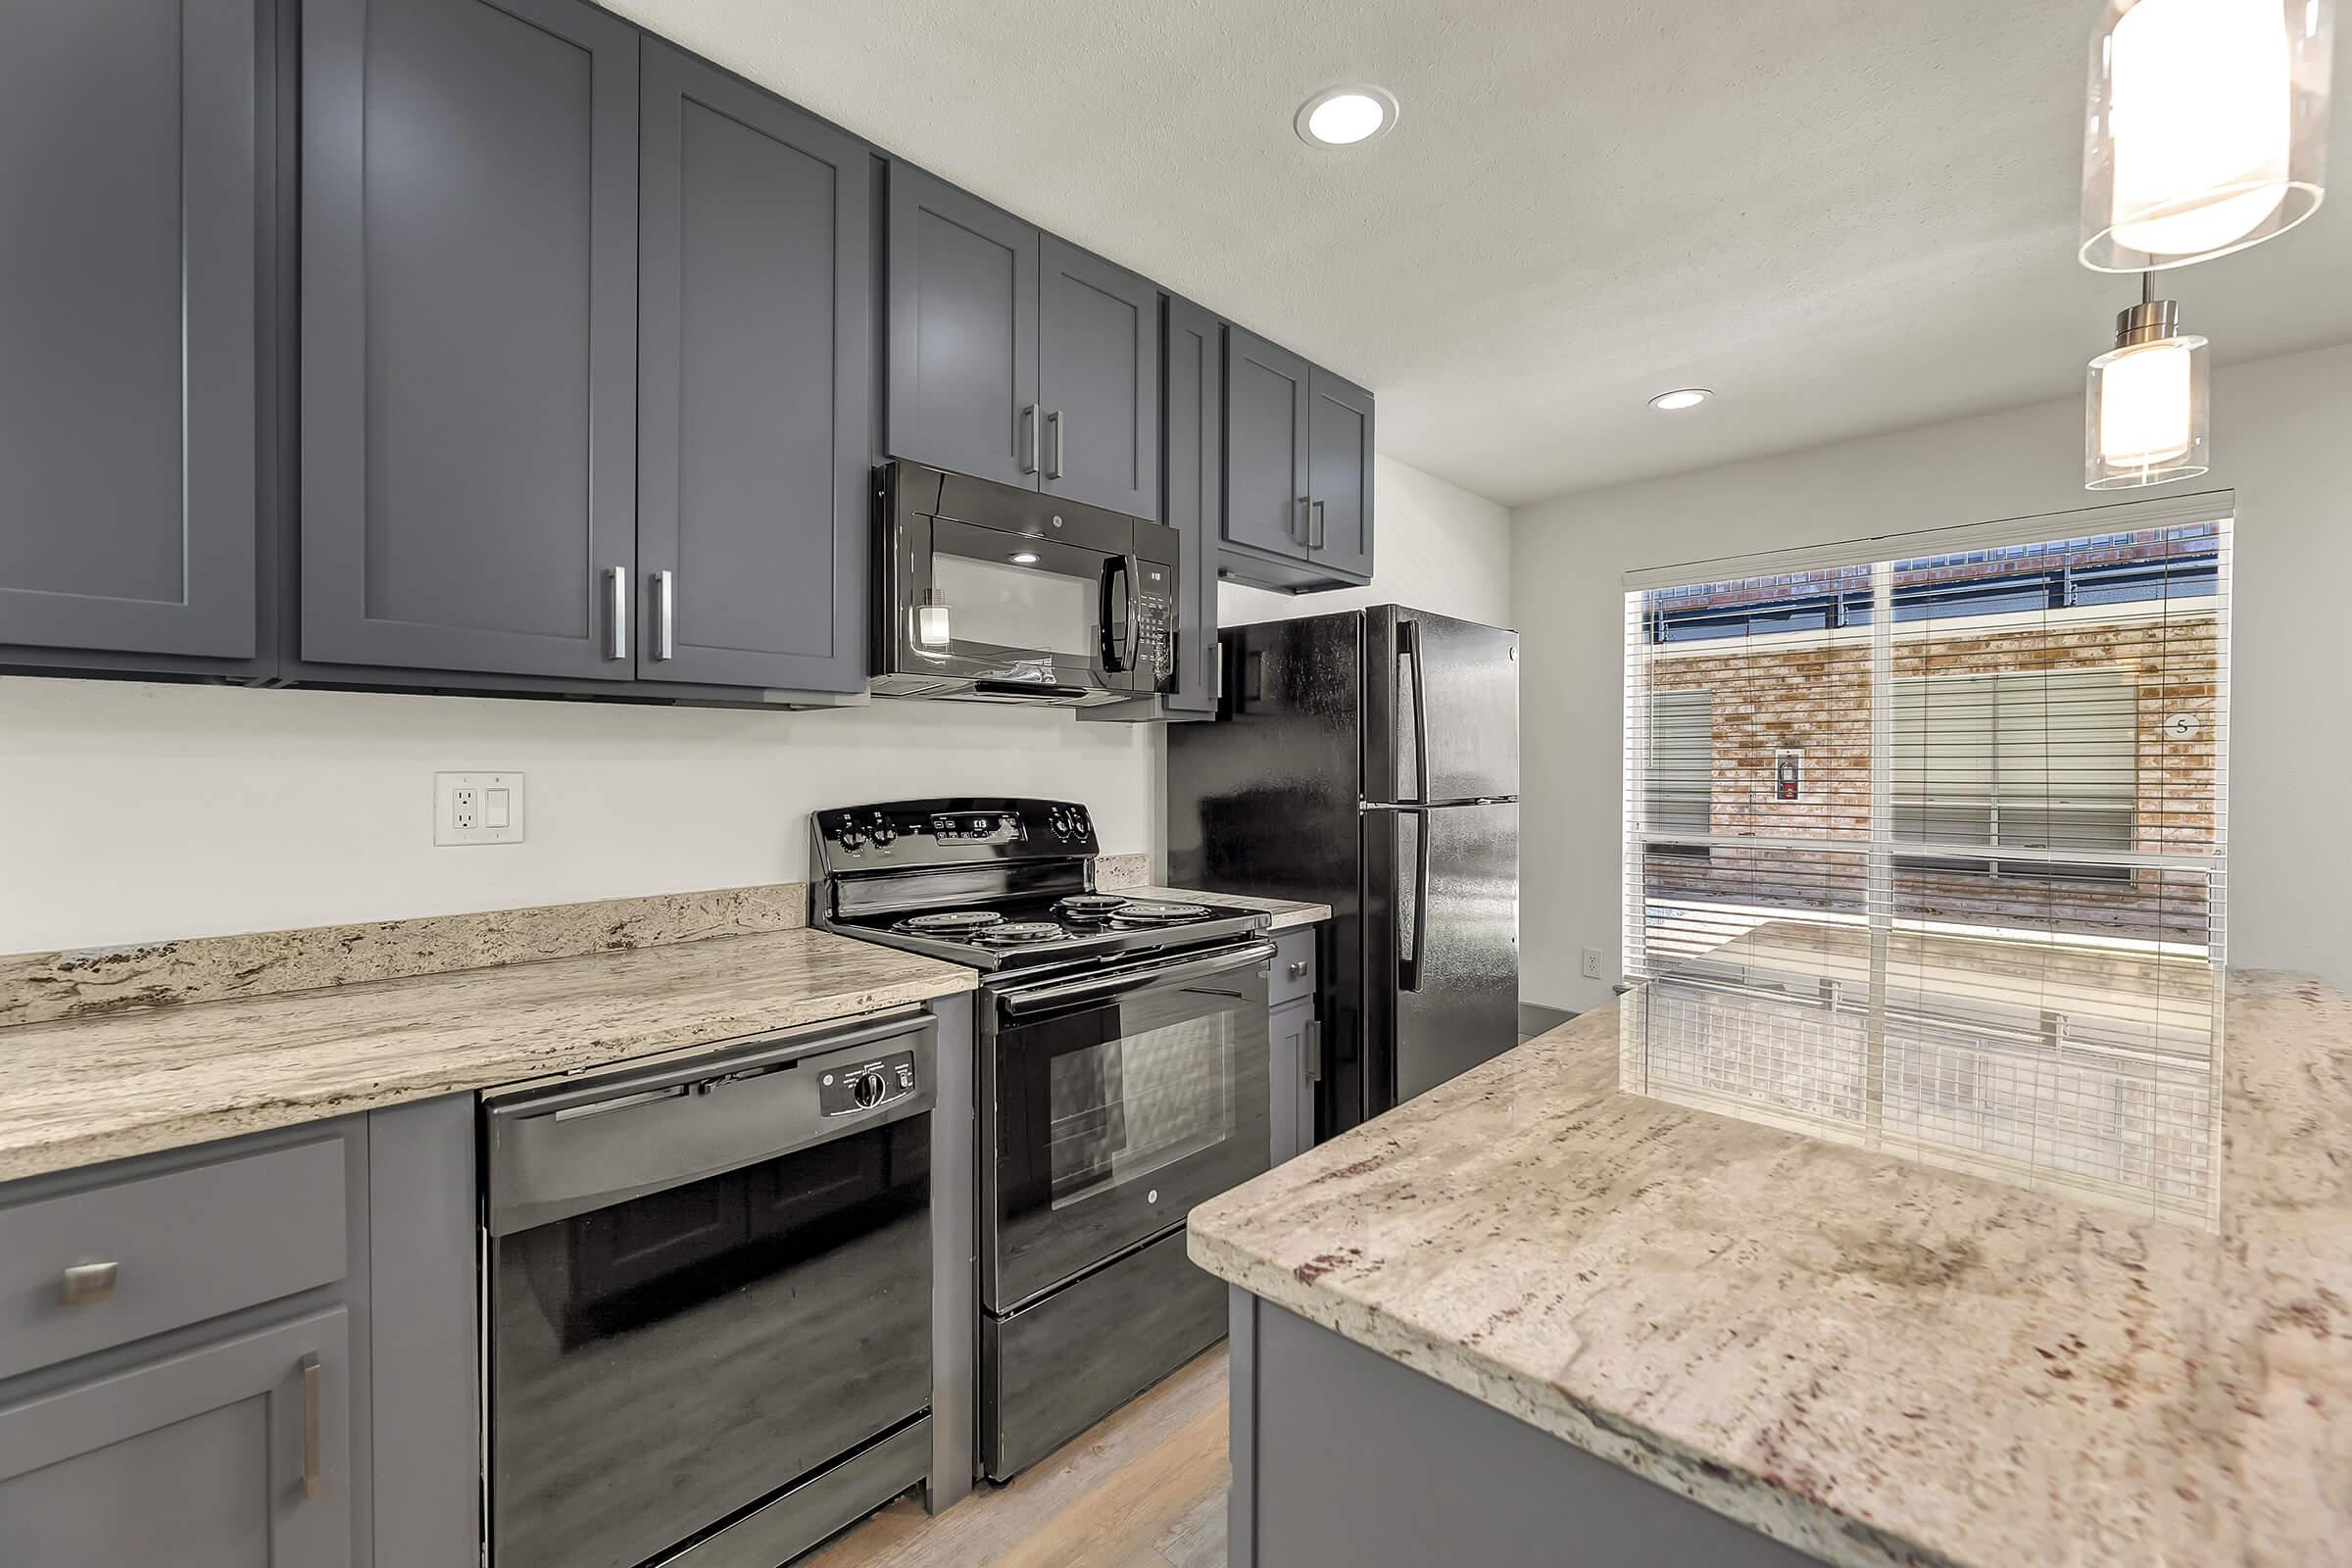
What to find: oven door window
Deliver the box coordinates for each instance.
[488,1117,930,1568]
[989,971,1271,1310]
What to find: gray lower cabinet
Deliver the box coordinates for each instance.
[0,1101,478,1568]
[0,1309,353,1568]
[636,41,872,694]
[885,163,1160,520]
[301,0,642,682]
[1221,330,1375,593]
[0,0,267,673]
[1268,926,1320,1164]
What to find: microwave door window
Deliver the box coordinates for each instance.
[930,554,1095,659]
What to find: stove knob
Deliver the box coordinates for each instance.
[873,824,898,845]
[853,1069,888,1109]
[839,827,866,851]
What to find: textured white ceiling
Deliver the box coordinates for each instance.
[605,0,2352,507]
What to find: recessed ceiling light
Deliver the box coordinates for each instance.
[1296,85,1398,148]
[1648,388,1713,412]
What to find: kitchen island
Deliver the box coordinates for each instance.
[1187,971,2352,1568]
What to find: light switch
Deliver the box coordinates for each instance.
[435,771,524,846]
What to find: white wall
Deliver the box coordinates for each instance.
[0,680,1159,952]
[1219,455,1514,630]
[1513,339,2352,1011]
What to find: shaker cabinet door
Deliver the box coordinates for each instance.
[1222,327,1311,561]
[1159,297,1221,717]
[1038,238,1158,519]
[1308,368,1375,582]
[885,164,1041,490]
[0,1310,353,1568]
[301,0,640,680]
[0,0,262,662]
[637,43,871,693]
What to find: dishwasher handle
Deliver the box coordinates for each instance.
[483,1009,935,1236]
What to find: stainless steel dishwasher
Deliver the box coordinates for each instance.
[481,1009,936,1568]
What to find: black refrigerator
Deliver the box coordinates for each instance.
[1166,605,1519,1140]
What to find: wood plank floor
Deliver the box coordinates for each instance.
[806,1346,1231,1568]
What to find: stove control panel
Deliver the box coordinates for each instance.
[813,799,1101,867]
[818,1050,918,1116]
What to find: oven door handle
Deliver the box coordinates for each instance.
[996,942,1276,1019]
[1099,555,1132,673]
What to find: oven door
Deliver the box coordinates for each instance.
[982,942,1275,1312]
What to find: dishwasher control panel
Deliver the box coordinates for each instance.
[818,1050,920,1116]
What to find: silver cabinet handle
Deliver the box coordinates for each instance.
[300,1353,323,1499]
[1304,1019,1322,1083]
[1288,960,1309,978]
[1021,404,1041,474]
[1048,410,1065,479]
[61,1261,118,1306]
[607,565,628,661]
[1310,499,1326,550]
[653,569,675,661]
[1294,496,1309,544]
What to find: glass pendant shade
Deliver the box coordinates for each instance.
[2085,297,2210,488]
[2081,0,2334,271]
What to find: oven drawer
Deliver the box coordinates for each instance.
[982,1223,1226,1480]
[0,1137,348,1381]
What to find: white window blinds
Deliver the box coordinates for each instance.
[1621,500,2229,1224]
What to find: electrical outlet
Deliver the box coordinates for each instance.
[1582,947,1604,981]
[435,771,524,846]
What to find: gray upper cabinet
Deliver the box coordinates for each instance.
[885,165,1041,490]
[1039,238,1159,518]
[301,0,641,681]
[637,43,872,693]
[1221,327,1375,593]
[1308,368,1375,581]
[0,1308,354,1568]
[1161,296,1223,718]
[0,0,262,663]
[1223,327,1311,561]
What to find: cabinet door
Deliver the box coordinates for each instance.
[0,1309,352,1568]
[0,0,260,661]
[1268,998,1316,1165]
[1160,297,1221,718]
[301,0,640,680]
[1308,368,1375,582]
[638,43,871,693]
[885,165,1041,489]
[1222,327,1310,561]
[1039,238,1158,519]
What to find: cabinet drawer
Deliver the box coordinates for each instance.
[1269,926,1318,1008]
[0,1139,348,1381]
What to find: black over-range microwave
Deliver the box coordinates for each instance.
[872,461,1179,707]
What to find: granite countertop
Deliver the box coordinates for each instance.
[0,921,975,1182]
[1187,971,2352,1568]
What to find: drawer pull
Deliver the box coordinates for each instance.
[1288,960,1309,978]
[301,1353,322,1499]
[61,1261,118,1306]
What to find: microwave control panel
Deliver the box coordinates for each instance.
[1134,561,1175,685]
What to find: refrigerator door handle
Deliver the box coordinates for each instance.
[1397,618,1430,804]
[1397,808,1430,995]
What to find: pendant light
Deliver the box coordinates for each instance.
[2080,0,2334,272]
[2085,274,2210,488]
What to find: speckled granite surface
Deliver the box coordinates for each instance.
[0,883,813,1027]
[1188,971,2352,1568]
[1093,854,1153,892]
[1112,885,1331,930]
[0,927,974,1182]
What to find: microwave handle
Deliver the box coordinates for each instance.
[1100,556,1132,673]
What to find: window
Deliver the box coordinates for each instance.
[1621,499,2229,1225]
[1893,669,2136,879]
[1644,690,1713,856]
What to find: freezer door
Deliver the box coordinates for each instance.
[1364,607,1519,805]
[1363,803,1519,1110]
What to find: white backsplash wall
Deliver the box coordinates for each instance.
[0,678,1161,953]
[1218,455,1514,630]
